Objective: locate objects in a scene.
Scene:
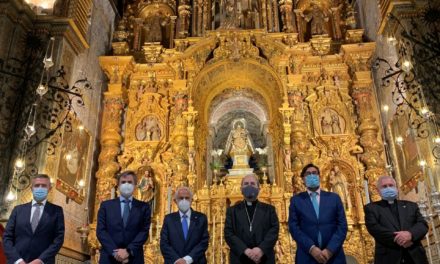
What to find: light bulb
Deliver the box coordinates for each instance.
[78,125,85,131]
[382,105,389,112]
[6,190,16,201]
[434,136,440,144]
[36,83,48,96]
[78,179,85,187]
[15,158,25,173]
[395,136,404,145]
[65,153,72,160]
[420,107,431,119]
[43,57,54,69]
[387,36,397,44]
[24,124,36,138]
[419,160,427,168]
[401,59,412,73]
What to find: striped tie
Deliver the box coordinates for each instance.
[31,203,42,233]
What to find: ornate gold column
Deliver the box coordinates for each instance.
[342,44,386,201]
[88,56,134,261]
[178,0,191,38]
[279,93,294,191]
[183,100,198,189]
[169,16,177,49]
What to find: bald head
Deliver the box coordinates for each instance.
[241,174,260,188]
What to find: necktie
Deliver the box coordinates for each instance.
[122,199,130,227]
[182,214,188,240]
[31,203,42,233]
[311,192,322,247]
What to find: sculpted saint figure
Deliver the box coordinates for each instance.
[225,119,254,157]
[138,166,155,202]
[305,3,329,35]
[329,166,352,211]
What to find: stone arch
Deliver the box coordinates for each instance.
[192,58,284,123]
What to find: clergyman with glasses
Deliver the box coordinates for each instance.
[288,163,348,264]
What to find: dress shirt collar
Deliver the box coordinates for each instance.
[307,188,321,196]
[119,196,133,202]
[179,209,191,218]
[32,199,47,206]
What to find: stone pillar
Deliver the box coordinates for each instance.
[342,43,386,201]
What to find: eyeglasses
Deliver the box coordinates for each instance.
[304,171,319,176]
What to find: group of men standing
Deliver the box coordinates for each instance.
[2,163,430,264]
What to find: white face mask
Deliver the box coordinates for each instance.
[119,183,134,198]
[178,199,191,213]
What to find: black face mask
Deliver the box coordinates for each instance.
[242,185,259,200]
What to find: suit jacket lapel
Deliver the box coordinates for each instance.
[238,202,253,233]
[23,202,33,235]
[34,202,50,234]
[172,212,186,243]
[186,210,198,242]
[126,199,140,228]
[114,198,124,227]
[249,202,264,233]
[302,192,318,221]
[397,200,407,230]
[319,191,328,221]
[379,201,400,230]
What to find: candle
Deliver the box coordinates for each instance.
[427,167,436,190]
[111,187,115,199]
[364,180,370,204]
[156,216,160,239]
[220,212,223,263]
[212,215,216,264]
[149,223,153,241]
[167,187,172,214]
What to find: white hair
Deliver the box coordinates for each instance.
[376,175,397,189]
[174,186,194,200]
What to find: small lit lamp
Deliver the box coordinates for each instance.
[14,158,26,174]
[395,136,404,147]
[401,58,413,73]
[76,207,90,243]
[6,189,16,201]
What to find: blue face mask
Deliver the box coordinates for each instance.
[380,187,398,201]
[33,187,48,202]
[305,174,320,189]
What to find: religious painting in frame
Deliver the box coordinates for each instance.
[55,115,91,204]
[389,113,422,192]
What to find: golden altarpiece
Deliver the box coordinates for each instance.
[88,0,387,263]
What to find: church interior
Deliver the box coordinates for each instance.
[0,0,440,263]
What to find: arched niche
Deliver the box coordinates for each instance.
[190,58,284,187]
[137,3,175,48]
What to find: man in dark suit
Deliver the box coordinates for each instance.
[364,175,428,264]
[289,163,347,264]
[160,186,209,264]
[224,174,279,264]
[97,170,151,264]
[3,174,65,264]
